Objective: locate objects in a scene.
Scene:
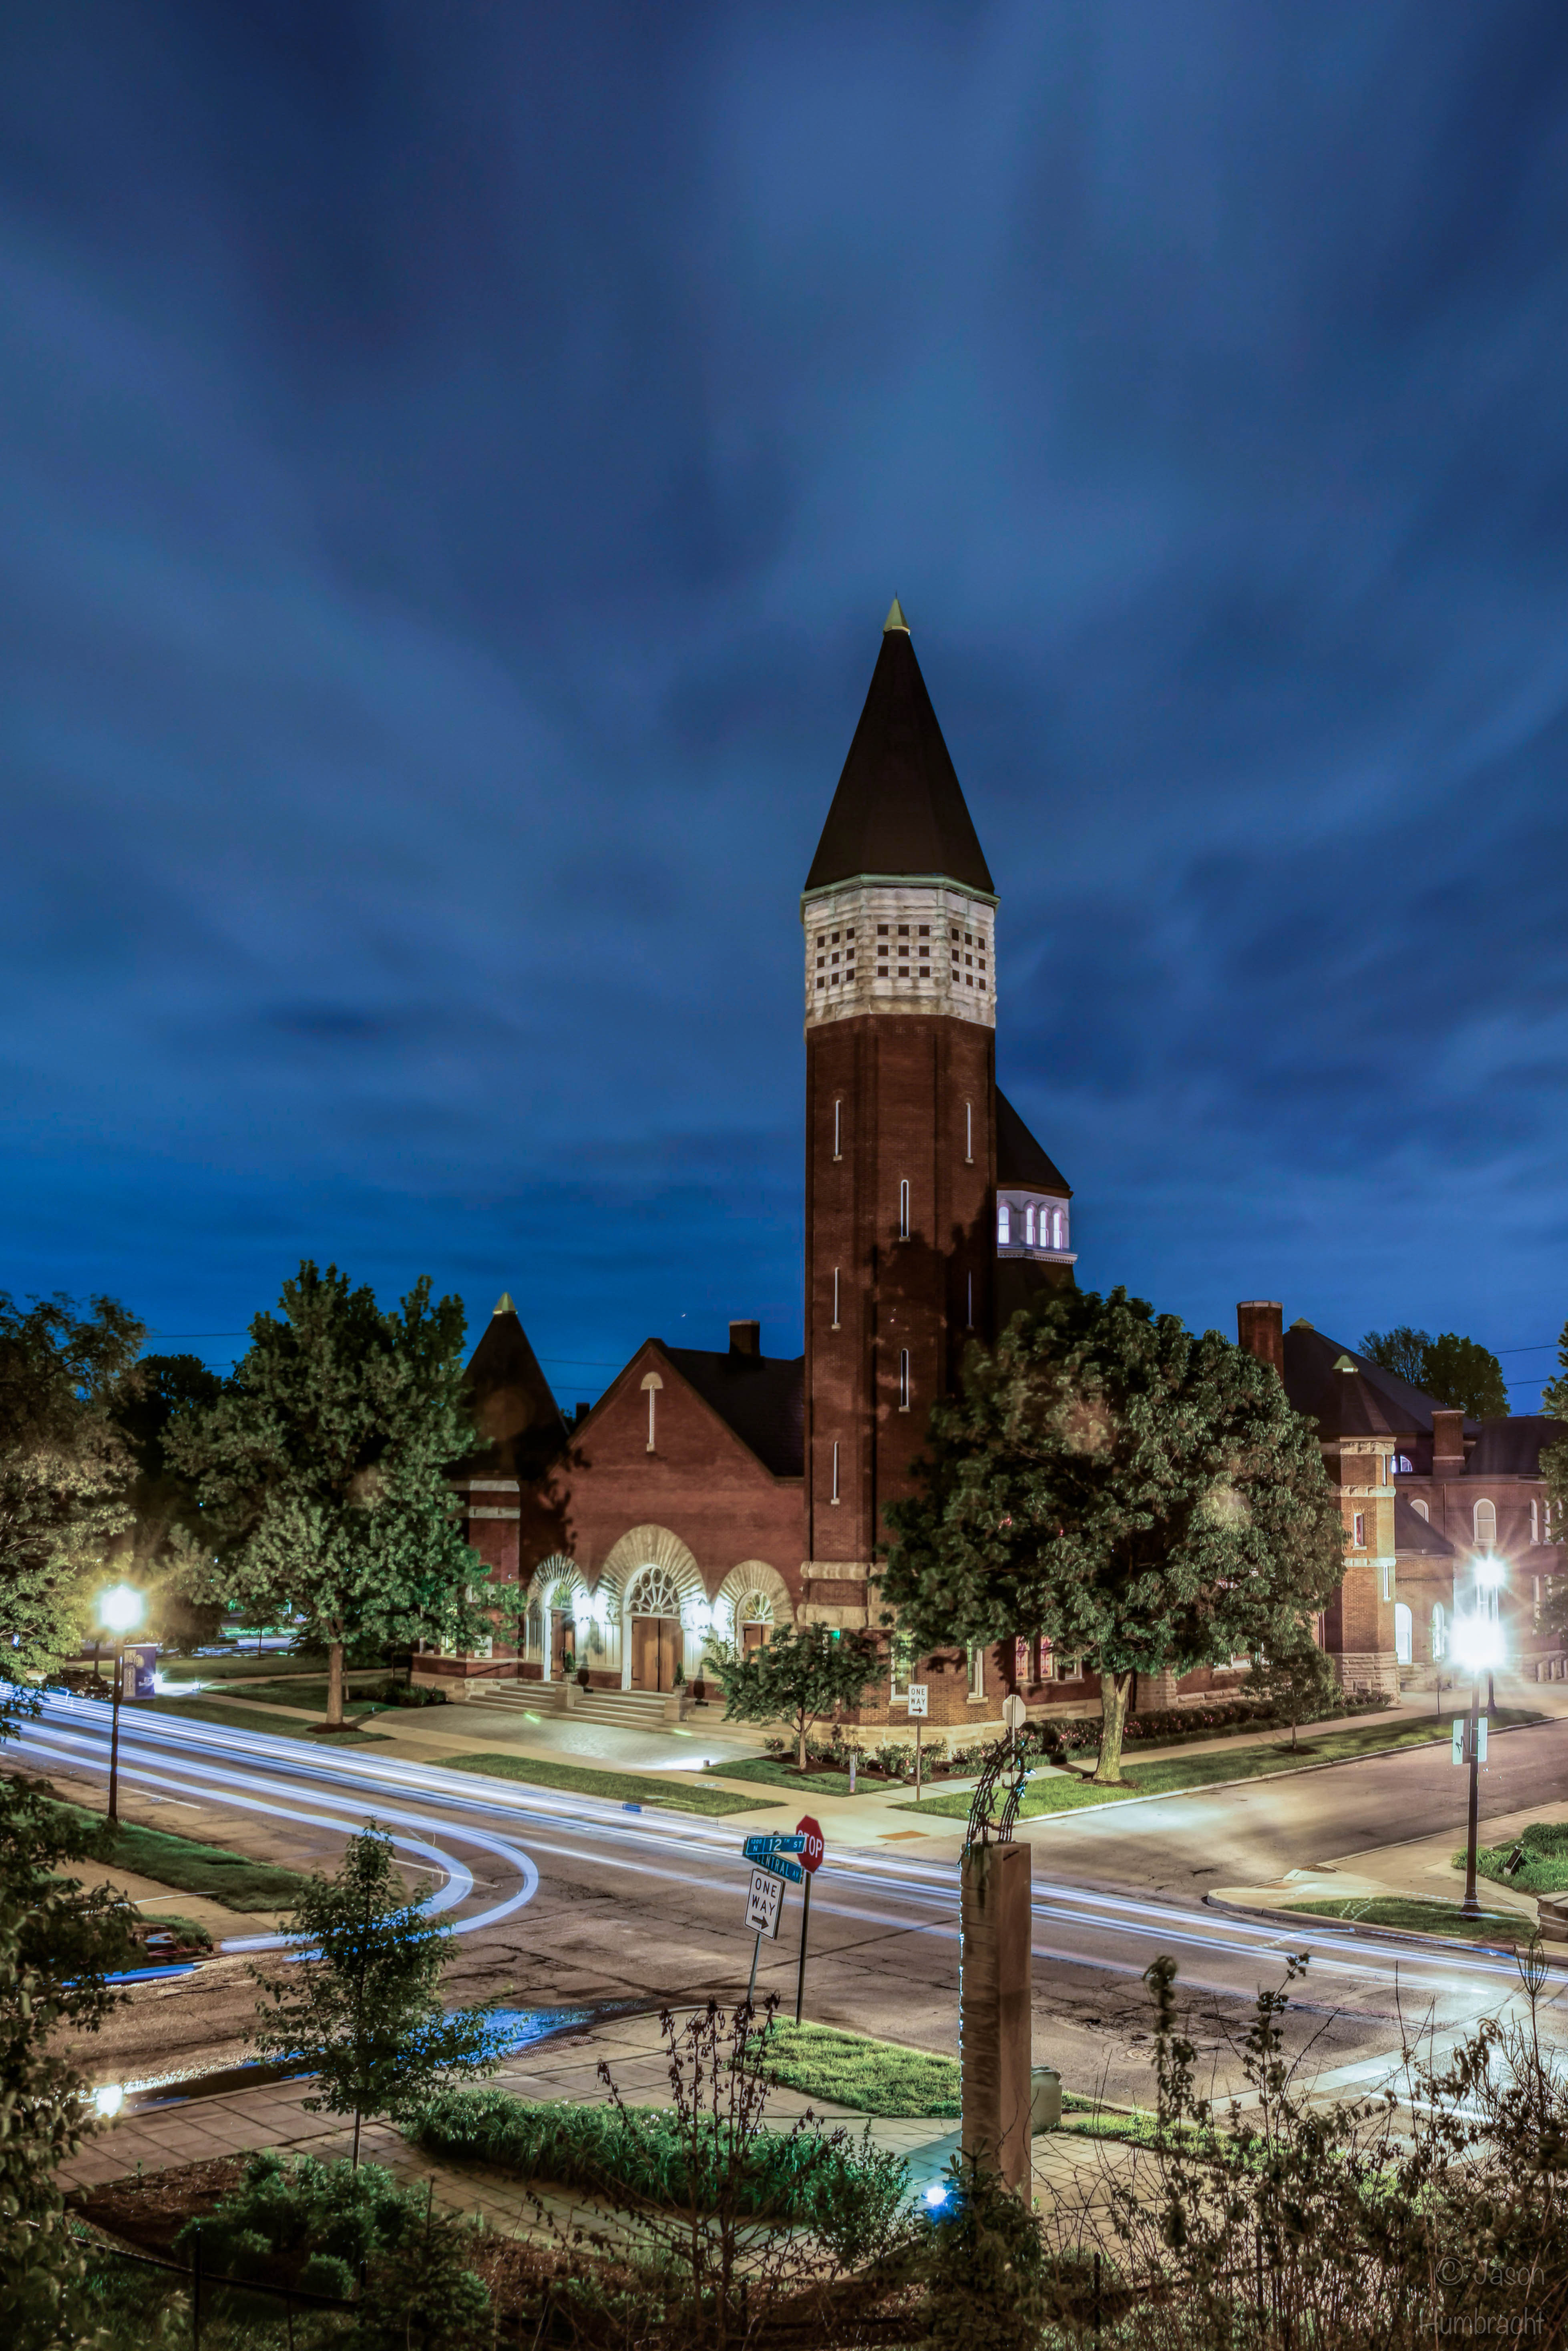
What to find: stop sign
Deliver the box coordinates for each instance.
[796,1816,824,1874]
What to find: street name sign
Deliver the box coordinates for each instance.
[758,1853,805,1885]
[746,1867,784,1938]
[743,1833,806,1860]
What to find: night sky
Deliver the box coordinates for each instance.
[4,4,1568,1411]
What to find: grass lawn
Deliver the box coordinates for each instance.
[158,1652,329,1682]
[134,1694,389,1746]
[44,1797,315,1912]
[748,2021,961,2116]
[438,1752,784,1815]
[700,1755,903,1799]
[1288,1895,1533,1943]
[899,1708,1545,1822]
[193,1676,383,1716]
[1472,1821,1568,1896]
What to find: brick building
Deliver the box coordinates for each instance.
[430,606,1565,1729]
[1236,1303,1564,1692]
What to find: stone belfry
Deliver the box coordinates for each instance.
[800,601,999,1624]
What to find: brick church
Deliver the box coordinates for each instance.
[424,605,1564,1728]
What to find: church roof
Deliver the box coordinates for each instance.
[454,1296,568,1480]
[996,1089,1071,1196]
[661,1345,805,1479]
[1301,1352,1406,1440]
[1281,1325,1461,1439]
[1467,1415,1566,1476]
[804,615,995,896]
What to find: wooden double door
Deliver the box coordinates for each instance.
[631,1614,681,1692]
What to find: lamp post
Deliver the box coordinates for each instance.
[1452,1610,1504,1920]
[96,1583,144,1831]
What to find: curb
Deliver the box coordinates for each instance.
[1201,1888,1568,1964]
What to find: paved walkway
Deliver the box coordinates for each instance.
[1212,1794,1568,1929]
[62,2007,1139,2238]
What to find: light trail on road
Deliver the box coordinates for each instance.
[17,1695,1564,2058]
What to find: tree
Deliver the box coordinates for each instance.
[0,1774,137,2341]
[1248,1621,1337,1750]
[250,1826,497,2167]
[1539,1319,1568,1650]
[169,1262,485,1725]
[1362,1326,1508,1419]
[0,1292,142,1694]
[880,1287,1345,1786]
[703,1622,883,1768]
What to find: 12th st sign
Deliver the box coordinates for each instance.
[743,1833,806,1885]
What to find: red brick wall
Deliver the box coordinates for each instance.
[804,1013,995,1569]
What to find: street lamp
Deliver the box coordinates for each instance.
[1451,1610,1504,1919]
[96,1583,144,1832]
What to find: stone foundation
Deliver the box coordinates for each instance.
[1331,1650,1400,1698]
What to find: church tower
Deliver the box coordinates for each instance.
[800,602,1000,1624]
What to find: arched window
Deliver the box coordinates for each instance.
[1394,1602,1412,1665]
[1473,1499,1497,1547]
[1392,1455,1413,1475]
[1025,1204,1036,1246]
[627,1565,682,1619]
[1431,1602,1447,1661]
[997,1202,1011,1245]
[1411,1499,1429,1522]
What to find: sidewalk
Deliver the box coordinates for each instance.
[62,2005,1138,2231]
[1211,1796,1568,1928]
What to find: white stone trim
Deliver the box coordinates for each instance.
[598,1525,708,1689]
[802,881,996,1031]
[714,1559,797,1643]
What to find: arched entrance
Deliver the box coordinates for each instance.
[735,1590,775,1657]
[627,1564,683,1692]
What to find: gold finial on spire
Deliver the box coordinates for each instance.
[493,1292,515,1316]
[883,596,909,634]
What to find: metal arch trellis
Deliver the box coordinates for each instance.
[965,1722,1044,1846]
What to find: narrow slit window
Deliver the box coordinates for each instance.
[997,1202,1011,1245]
[899,1348,911,1411]
[1025,1204,1036,1245]
[965,1101,973,1162]
[833,1099,842,1159]
[1353,1512,1365,1547]
[830,1440,840,1505]
[832,1266,840,1328]
[899,1178,910,1238]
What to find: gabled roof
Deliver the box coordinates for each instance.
[1282,1326,1457,1439]
[804,617,995,896]
[1395,1495,1454,1557]
[996,1089,1071,1196]
[1303,1352,1405,1441]
[454,1297,568,1479]
[1467,1415,1567,1477]
[661,1345,805,1479]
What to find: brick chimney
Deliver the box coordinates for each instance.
[1431,1407,1465,1479]
[729,1320,761,1358]
[1236,1301,1285,1377]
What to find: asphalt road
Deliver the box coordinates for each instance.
[18,1695,1568,2109]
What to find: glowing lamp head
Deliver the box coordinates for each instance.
[1474,1553,1506,1593]
[92,2083,125,2120]
[97,1583,143,1637]
[923,2183,950,2209]
[1451,1613,1504,1677]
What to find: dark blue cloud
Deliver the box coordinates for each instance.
[2,2,1567,1408]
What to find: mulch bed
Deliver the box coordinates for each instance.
[68,2155,250,2257]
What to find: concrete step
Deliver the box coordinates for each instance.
[462,1680,692,1726]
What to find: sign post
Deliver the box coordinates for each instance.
[794,1816,824,2025]
[907,1682,928,1801]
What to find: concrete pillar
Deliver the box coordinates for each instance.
[1135,1668,1180,1712]
[959,1841,1032,2195]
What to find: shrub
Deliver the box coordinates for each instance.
[174,2150,422,2282]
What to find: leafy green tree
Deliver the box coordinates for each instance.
[250,1825,497,2168]
[0,1775,137,2343]
[1249,1621,1337,1750]
[880,1287,1345,1785]
[0,1292,142,1697]
[1362,1326,1508,1419]
[1360,1325,1431,1388]
[703,1622,883,1768]
[1539,1320,1568,1649]
[169,1262,484,1724]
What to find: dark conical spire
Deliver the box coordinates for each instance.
[805,618,995,894]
